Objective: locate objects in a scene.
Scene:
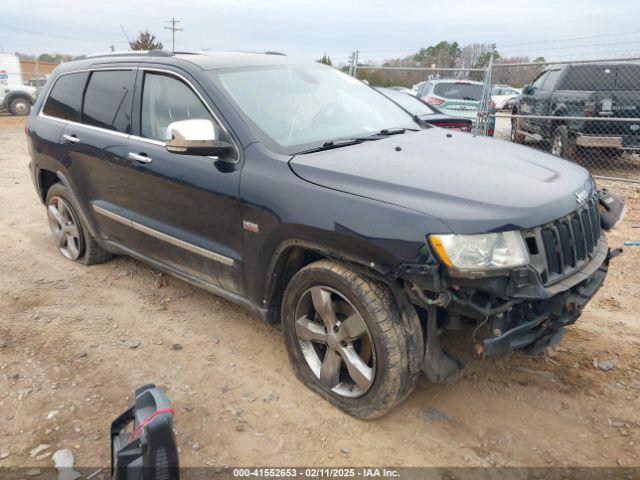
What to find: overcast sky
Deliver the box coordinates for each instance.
[2,0,640,64]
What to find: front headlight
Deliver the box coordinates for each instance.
[429,231,530,271]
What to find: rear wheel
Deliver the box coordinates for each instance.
[282,260,420,419]
[46,183,113,265]
[9,97,31,116]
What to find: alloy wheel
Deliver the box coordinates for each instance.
[294,286,376,398]
[47,196,83,260]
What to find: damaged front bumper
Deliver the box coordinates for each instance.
[394,244,619,382]
[482,254,609,357]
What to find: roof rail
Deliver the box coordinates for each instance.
[264,51,287,56]
[77,50,174,60]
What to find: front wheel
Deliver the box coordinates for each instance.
[510,114,525,144]
[550,125,576,160]
[281,260,420,419]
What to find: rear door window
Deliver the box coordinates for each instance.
[82,70,133,133]
[560,66,616,90]
[42,72,88,121]
[616,66,640,90]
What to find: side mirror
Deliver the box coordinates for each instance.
[522,85,533,95]
[165,119,233,157]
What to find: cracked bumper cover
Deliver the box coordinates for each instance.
[482,247,611,357]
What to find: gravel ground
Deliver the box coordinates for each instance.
[1,114,639,471]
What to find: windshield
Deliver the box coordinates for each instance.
[433,82,483,101]
[209,65,416,154]
[379,89,436,116]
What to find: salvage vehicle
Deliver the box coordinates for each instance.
[511,63,640,158]
[1,83,37,116]
[377,87,473,132]
[27,51,623,418]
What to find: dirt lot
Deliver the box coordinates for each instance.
[1,114,639,470]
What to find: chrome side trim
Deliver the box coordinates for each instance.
[93,205,132,226]
[93,205,235,267]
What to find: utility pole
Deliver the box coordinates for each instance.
[164,18,183,52]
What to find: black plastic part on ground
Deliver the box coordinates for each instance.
[111,384,180,480]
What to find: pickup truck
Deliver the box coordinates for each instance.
[1,84,37,116]
[511,63,640,159]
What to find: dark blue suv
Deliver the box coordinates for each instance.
[27,51,621,418]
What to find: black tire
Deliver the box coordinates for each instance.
[45,183,113,265]
[9,97,31,116]
[282,259,420,419]
[550,125,577,160]
[510,113,525,144]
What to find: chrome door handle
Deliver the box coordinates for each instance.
[128,152,152,164]
[62,134,80,144]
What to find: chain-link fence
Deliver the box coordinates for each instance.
[355,57,640,183]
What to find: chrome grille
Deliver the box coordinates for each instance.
[527,197,601,283]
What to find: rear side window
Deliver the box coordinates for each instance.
[82,70,133,133]
[560,66,616,91]
[140,72,215,142]
[43,72,88,121]
[615,66,640,90]
[433,82,483,101]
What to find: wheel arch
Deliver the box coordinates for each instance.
[47,170,99,238]
[262,239,393,324]
[4,92,33,110]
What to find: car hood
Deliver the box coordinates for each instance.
[289,129,593,234]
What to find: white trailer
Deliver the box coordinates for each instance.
[0,53,23,86]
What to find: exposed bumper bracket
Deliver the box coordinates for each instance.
[422,305,464,382]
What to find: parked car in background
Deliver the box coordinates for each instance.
[1,84,37,115]
[411,80,426,95]
[511,63,640,159]
[377,88,472,132]
[416,79,484,125]
[385,85,414,95]
[504,95,518,112]
[491,84,521,110]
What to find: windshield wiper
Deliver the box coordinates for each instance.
[376,127,408,135]
[296,136,382,154]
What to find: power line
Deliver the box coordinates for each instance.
[0,22,124,44]
[498,29,640,49]
[501,38,640,55]
[164,18,183,53]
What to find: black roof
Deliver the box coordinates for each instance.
[54,50,303,74]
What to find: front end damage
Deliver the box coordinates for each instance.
[388,191,625,382]
[392,247,620,382]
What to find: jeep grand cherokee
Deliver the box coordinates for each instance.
[26,51,622,418]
